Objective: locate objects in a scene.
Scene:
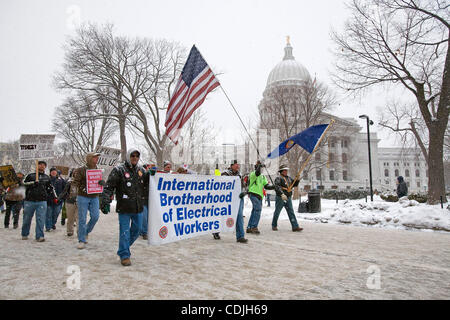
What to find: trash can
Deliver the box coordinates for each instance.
[308,191,321,213]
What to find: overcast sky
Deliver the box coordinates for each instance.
[0,0,400,147]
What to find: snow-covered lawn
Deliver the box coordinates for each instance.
[259,195,450,233]
[0,197,449,300]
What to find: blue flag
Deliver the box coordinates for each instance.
[267,124,329,159]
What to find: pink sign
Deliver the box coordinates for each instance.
[86,169,103,194]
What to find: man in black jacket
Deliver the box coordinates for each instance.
[21,161,57,242]
[101,149,146,266]
[396,176,408,199]
[45,167,66,231]
[272,165,303,232]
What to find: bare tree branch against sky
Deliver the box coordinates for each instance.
[0,0,398,147]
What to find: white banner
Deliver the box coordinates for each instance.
[94,145,121,168]
[148,173,241,245]
[19,134,55,160]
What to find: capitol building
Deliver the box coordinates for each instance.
[255,40,429,194]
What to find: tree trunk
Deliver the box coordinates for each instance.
[119,115,127,162]
[427,125,447,204]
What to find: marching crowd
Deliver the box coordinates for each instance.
[0,148,307,267]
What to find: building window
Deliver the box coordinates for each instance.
[303,171,308,180]
[407,181,410,188]
[343,170,348,181]
[316,169,322,181]
[329,153,335,162]
[329,171,335,181]
[342,153,347,163]
[415,169,420,177]
[395,169,399,177]
[341,139,349,148]
[417,181,420,188]
[385,180,390,185]
[315,153,321,161]
[384,169,389,177]
[405,169,410,177]
[329,137,336,148]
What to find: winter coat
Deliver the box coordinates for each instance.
[23,172,55,202]
[48,176,66,205]
[396,176,408,198]
[4,183,25,202]
[59,178,78,204]
[102,149,146,214]
[274,174,299,198]
[73,153,100,198]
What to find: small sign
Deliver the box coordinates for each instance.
[19,134,55,160]
[94,145,121,168]
[86,169,103,194]
[55,166,70,176]
[0,165,19,188]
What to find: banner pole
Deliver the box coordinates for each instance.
[35,159,39,182]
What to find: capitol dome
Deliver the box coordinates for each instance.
[266,40,311,88]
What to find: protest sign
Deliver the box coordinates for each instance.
[148,173,241,245]
[86,169,103,194]
[0,165,19,188]
[94,145,121,168]
[19,134,55,160]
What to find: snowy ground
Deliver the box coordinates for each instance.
[0,197,449,300]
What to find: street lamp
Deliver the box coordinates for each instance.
[359,114,374,201]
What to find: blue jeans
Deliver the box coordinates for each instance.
[46,203,62,230]
[247,193,262,230]
[272,196,299,229]
[21,201,47,239]
[140,205,148,236]
[236,197,245,240]
[77,196,99,243]
[266,194,271,207]
[118,212,143,260]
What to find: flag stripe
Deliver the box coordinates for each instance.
[164,45,219,144]
[166,74,218,135]
[165,68,211,128]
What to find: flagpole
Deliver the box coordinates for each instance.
[195,47,275,183]
[287,119,335,192]
[217,85,275,184]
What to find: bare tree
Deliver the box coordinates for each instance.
[52,91,117,166]
[332,0,449,203]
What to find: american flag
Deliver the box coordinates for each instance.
[165,45,220,144]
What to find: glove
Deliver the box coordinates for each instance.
[101,204,110,214]
[149,168,156,176]
[281,194,288,202]
[53,198,59,204]
[239,192,247,199]
[98,180,106,187]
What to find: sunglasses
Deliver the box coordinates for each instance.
[130,154,140,158]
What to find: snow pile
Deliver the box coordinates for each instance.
[258,195,450,232]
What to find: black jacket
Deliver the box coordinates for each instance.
[274,175,299,198]
[102,161,146,214]
[48,176,66,205]
[24,172,55,202]
[397,182,408,198]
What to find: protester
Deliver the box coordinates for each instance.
[163,161,172,173]
[272,165,303,232]
[212,160,249,243]
[4,172,25,229]
[45,167,66,231]
[21,161,56,242]
[101,149,146,266]
[59,169,78,237]
[396,176,408,198]
[73,152,102,249]
[140,163,155,240]
[246,160,275,234]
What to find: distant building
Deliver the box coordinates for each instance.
[255,40,429,193]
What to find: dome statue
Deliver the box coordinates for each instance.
[266,39,311,88]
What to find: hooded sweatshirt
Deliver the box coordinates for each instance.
[73,153,101,198]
